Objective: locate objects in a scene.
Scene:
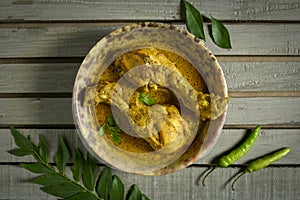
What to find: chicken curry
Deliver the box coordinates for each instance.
[94,48,228,153]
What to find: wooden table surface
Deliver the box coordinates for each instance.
[1,0,300,199]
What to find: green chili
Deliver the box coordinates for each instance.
[231,147,290,190]
[202,126,261,186]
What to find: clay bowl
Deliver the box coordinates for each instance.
[72,22,228,175]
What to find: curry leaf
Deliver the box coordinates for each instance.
[141,194,150,200]
[9,127,35,153]
[138,93,156,106]
[63,192,99,200]
[8,148,34,157]
[110,175,124,200]
[128,185,142,200]
[183,0,205,40]
[30,173,69,186]
[71,149,85,182]
[55,135,70,173]
[38,134,49,163]
[41,182,83,198]
[20,163,53,174]
[210,16,232,49]
[96,166,112,200]
[82,152,99,191]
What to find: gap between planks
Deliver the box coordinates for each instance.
[1,91,300,98]
[0,56,299,64]
[0,162,299,168]
[1,21,300,27]
[1,124,300,129]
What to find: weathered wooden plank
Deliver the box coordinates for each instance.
[1,0,300,21]
[0,165,299,200]
[0,62,299,93]
[0,63,78,93]
[222,62,300,92]
[0,24,300,58]
[0,97,299,125]
[1,128,299,164]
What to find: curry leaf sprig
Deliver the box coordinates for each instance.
[8,127,150,200]
[99,115,122,143]
[183,0,232,49]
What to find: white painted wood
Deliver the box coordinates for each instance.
[1,0,300,21]
[0,62,299,93]
[0,165,299,200]
[0,97,299,125]
[0,24,300,58]
[1,129,299,164]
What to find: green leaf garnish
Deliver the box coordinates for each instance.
[20,163,53,174]
[99,124,106,136]
[38,134,49,163]
[55,135,70,173]
[8,127,35,154]
[141,194,151,200]
[182,0,232,49]
[71,149,85,182]
[97,166,112,200]
[128,185,142,200]
[183,0,205,40]
[210,16,232,49]
[138,92,156,106]
[30,173,69,186]
[110,175,124,200]
[82,152,99,191]
[99,115,122,143]
[41,182,83,198]
[8,127,151,200]
[8,148,34,157]
[107,115,115,125]
[63,192,99,200]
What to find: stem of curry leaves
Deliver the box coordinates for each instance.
[27,136,99,199]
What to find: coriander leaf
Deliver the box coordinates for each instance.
[110,175,124,200]
[96,166,112,200]
[128,185,142,200]
[63,192,99,200]
[9,127,35,153]
[108,126,121,134]
[183,0,205,40]
[138,93,156,106]
[38,134,49,163]
[41,182,83,198]
[71,149,85,182]
[99,124,107,136]
[55,135,70,173]
[141,194,150,200]
[30,173,69,186]
[8,148,35,157]
[107,115,115,126]
[20,163,53,174]
[82,152,99,191]
[110,132,121,143]
[210,16,232,49]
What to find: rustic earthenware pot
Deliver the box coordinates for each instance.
[72,22,228,175]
